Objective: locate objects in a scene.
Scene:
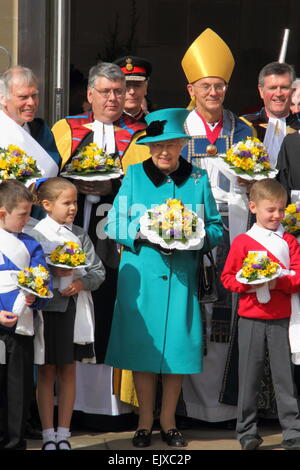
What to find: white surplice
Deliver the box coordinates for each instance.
[0,111,59,178]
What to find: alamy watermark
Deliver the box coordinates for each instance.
[95,197,204,241]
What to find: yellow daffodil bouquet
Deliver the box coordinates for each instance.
[239,252,280,283]
[49,241,87,268]
[147,198,198,242]
[140,199,205,250]
[17,265,52,298]
[282,201,300,235]
[222,137,272,177]
[0,144,42,183]
[64,143,120,175]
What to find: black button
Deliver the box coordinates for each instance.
[161,275,168,280]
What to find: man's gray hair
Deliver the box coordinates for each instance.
[88,62,125,89]
[258,61,295,87]
[0,65,38,99]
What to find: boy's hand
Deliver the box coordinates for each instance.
[254,279,277,291]
[25,293,36,306]
[268,279,277,290]
[247,280,276,293]
[0,310,18,327]
[60,279,84,297]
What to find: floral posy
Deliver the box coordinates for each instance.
[18,264,51,297]
[49,241,87,267]
[148,198,198,242]
[240,252,280,282]
[0,144,42,182]
[65,143,120,175]
[223,137,271,176]
[282,201,300,235]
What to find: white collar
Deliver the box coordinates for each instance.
[93,120,115,154]
[123,109,141,118]
[266,113,289,122]
[251,222,285,238]
[45,215,73,233]
[186,109,224,136]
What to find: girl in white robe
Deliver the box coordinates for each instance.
[30,177,105,450]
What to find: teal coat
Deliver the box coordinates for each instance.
[104,157,223,374]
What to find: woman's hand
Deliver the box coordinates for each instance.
[24,293,36,306]
[0,310,18,327]
[60,279,84,297]
[135,232,175,255]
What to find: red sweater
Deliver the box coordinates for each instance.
[221,232,300,320]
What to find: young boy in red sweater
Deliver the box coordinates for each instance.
[221,178,300,450]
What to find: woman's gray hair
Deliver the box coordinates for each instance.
[258,62,295,87]
[292,78,300,89]
[0,66,38,99]
[88,62,125,88]
[180,137,190,148]
[147,137,190,149]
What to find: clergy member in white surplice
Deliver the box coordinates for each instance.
[0,66,61,226]
[0,66,60,175]
[180,28,253,425]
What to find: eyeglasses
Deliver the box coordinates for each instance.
[93,87,125,98]
[193,83,227,94]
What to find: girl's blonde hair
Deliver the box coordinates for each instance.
[36,177,77,204]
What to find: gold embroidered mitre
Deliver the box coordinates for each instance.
[181,28,235,84]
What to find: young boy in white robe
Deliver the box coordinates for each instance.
[0,180,50,450]
[221,178,300,451]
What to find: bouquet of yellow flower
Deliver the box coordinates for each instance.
[139,198,205,250]
[222,137,273,178]
[64,143,120,175]
[238,252,280,283]
[148,198,198,242]
[282,201,300,235]
[0,144,42,183]
[17,264,52,298]
[49,241,87,268]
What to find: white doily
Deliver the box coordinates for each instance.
[216,156,278,182]
[139,210,206,250]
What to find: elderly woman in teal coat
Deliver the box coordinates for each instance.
[105,108,223,447]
